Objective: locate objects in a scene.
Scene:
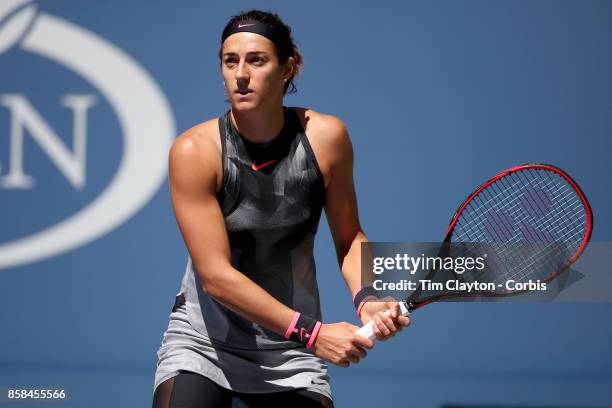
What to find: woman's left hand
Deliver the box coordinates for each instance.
[359,298,411,341]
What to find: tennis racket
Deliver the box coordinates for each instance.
[356,163,593,340]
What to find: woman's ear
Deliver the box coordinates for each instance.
[283,57,296,80]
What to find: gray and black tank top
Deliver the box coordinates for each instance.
[177,106,326,349]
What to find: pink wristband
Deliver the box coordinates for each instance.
[284,311,301,339]
[356,295,378,317]
[306,321,322,349]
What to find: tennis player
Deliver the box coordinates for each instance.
[152,9,410,408]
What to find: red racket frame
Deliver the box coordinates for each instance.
[409,163,593,311]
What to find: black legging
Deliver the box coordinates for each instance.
[152,370,333,408]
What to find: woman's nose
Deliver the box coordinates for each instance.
[235,60,249,81]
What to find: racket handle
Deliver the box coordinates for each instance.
[354,301,410,340]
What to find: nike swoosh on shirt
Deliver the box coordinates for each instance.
[251,160,276,171]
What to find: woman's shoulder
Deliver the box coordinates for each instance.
[169,117,223,189]
[172,117,222,160]
[288,106,351,149]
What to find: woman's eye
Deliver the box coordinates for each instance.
[223,57,265,66]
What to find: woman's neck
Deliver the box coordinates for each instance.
[230,104,285,144]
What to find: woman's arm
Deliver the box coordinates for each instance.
[320,116,411,339]
[169,128,296,334]
[319,118,366,296]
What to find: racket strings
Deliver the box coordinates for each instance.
[457,174,585,244]
[448,168,588,293]
[457,209,528,283]
[498,242,572,285]
[455,174,584,243]
[489,174,578,230]
[520,171,587,238]
[465,225,582,286]
[453,177,562,283]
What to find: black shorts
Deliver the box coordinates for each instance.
[152,370,333,408]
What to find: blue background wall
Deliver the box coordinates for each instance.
[1,1,611,406]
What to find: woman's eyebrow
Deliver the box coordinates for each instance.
[222,51,268,57]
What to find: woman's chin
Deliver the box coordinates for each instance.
[231,99,261,112]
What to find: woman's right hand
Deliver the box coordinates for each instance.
[311,322,374,368]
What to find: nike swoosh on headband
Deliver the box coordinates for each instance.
[238,23,255,28]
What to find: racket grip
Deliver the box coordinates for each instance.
[354,301,410,340]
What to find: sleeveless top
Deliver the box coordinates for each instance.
[177,106,326,350]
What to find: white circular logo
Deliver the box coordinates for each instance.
[0,1,175,269]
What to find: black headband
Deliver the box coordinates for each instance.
[221,20,284,49]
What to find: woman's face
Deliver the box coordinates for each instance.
[221,32,292,111]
